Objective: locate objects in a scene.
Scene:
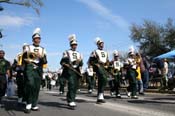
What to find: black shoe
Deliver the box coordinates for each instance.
[96,99,106,104]
[24,109,31,114]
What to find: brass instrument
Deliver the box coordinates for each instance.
[111,68,119,75]
[43,64,47,68]
[17,53,23,66]
[62,63,83,77]
[24,52,47,68]
[24,52,38,63]
[104,61,110,69]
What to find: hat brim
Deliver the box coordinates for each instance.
[71,43,78,45]
[70,41,78,45]
[32,33,41,39]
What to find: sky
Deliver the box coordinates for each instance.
[0,0,175,71]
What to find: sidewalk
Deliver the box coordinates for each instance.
[145,88,175,94]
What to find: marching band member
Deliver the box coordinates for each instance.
[12,43,28,104]
[109,50,123,98]
[23,27,47,113]
[126,47,138,99]
[86,65,94,94]
[88,37,109,104]
[60,34,83,108]
[58,67,66,95]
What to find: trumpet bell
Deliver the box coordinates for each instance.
[43,64,47,68]
[24,52,38,63]
[28,52,37,60]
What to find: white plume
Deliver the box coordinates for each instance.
[33,27,41,35]
[129,45,135,53]
[23,43,28,46]
[95,37,102,44]
[113,50,119,56]
[68,34,76,42]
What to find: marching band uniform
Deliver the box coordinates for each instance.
[109,50,123,98]
[46,72,52,90]
[23,28,47,113]
[12,43,27,104]
[88,37,109,104]
[58,68,66,94]
[60,34,83,107]
[86,65,94,93]
[126,48,138,99]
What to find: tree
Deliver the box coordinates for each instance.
[130,18,175,58]
[0,0,43,40]
[0,0,43,15]
[163,18,175,50]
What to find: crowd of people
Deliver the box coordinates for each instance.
[0,27,174,114]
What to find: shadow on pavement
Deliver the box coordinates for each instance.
[59,97,95,104]
[47,93,96,104]
[1,97,24,114]
[38,101,76,110]
[38,102,80,110]
[127,99,175,104]
[151,97,175,100]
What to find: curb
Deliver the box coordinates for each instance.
[145,89,175,94]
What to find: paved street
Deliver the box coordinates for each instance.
[0,88,175,116]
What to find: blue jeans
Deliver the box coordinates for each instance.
[137,79,143,93]
[141,69,149,90]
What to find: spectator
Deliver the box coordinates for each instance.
[141,54,150,91]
